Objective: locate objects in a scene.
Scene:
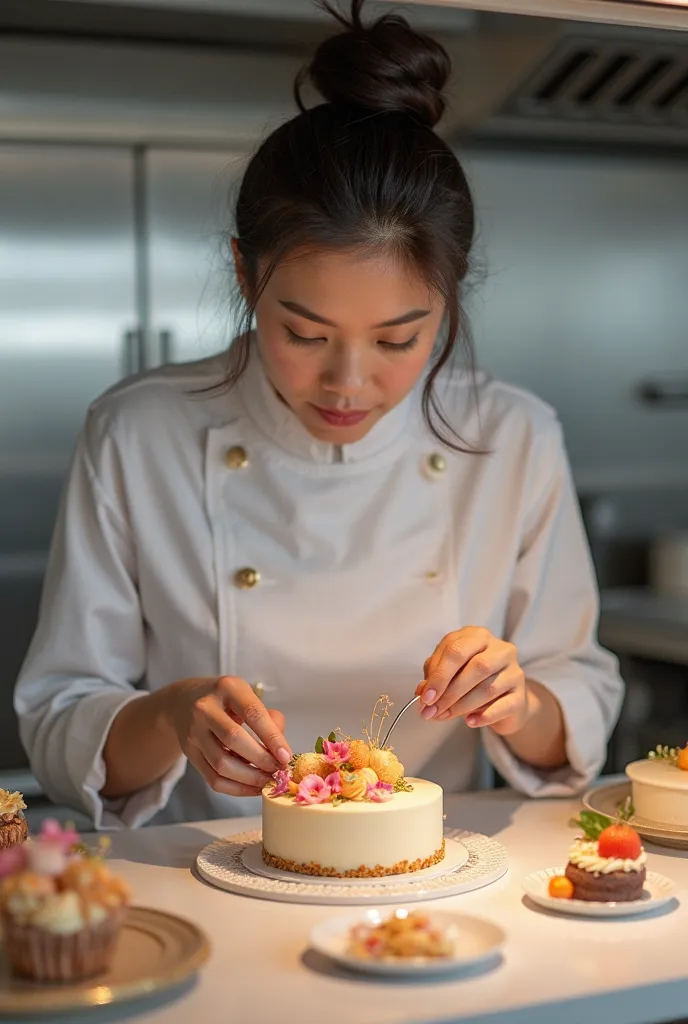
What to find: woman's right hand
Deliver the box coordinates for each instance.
[167,676,292,797]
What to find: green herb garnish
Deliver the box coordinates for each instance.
[648,744,680,766]
[569,810,612,841]
[570,798,635,840]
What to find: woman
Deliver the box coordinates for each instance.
[15,0,623,830]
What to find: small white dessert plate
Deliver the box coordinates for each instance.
[310,908,505,977]
[583,780,688,850]
[242,836,468,888]
[523,866,677,918]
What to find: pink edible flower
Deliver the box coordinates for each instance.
[367,781,394,803]
[294,775,332,805]
[270,770,291,798]
[0,844,28,878]
[39,819,79,851]
[322,740,350,766]
[25,819,82,876]
[324,771,342,795]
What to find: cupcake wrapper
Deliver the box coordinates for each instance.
[0,816,28,851]
[1,908,124,983]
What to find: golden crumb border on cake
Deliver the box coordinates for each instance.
[261,840,445,878]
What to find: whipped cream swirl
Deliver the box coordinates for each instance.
[568,838,646,874]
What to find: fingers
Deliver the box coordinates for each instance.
[420,628,491,709]
[199,698,279,774]
[268,707,286,734]
[198,729,275,786]
[434,663,523,721]
[432,649,519,718]
[219,677,292,766]
[433,671,510,722]
[469,691,524,733]
[187,748,266,798]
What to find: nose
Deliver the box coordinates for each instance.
[321,344,367,399]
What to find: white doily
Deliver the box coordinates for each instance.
[195,829,508,906]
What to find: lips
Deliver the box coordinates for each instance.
[312,406,371,427]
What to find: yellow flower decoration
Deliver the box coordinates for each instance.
[340,773,368,801]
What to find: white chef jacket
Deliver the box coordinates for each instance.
[14,346,623,830]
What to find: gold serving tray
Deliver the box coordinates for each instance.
[0,906,210,1016]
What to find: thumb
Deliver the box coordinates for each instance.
[268,708,286,734]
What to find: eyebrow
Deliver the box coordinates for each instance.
[279,300,431,330]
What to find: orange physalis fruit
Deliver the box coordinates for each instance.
[548,876,574,899]
[677,746,688,772]
[597,823,642,860]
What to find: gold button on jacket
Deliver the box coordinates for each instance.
[427,453,446,474]
[234,567,260,589]
[224,446,249,470]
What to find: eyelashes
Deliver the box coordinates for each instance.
[378,335,419,352]
[285,328,326,346]
[285,327,419,352]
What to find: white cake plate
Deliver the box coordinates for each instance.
[242,836,468,888]
[583,781,688,851]
[195,829,509,906]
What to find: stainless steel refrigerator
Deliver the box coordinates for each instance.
[0,142,244,775]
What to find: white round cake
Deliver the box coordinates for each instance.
[261,777,445,877]
[626,758,688,827]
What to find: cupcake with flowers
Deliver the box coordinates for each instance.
[0,820,131,982]
[0,788,28,851]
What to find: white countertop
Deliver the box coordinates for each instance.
[10,785,688,1024]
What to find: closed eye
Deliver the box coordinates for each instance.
[285,327,327,345]
[378,335,419,352]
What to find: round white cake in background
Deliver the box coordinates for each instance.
[626,759,688,827]
[261,778,444,878]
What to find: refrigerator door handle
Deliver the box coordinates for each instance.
[121,328,145,377]
[159,329,175,365]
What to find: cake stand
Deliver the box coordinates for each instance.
[583,780,688,850]
[195,828,509,906]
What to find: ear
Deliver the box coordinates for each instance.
[231,237,250,302]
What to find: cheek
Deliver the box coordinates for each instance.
[255,320,316,396]
[381,349,431,399]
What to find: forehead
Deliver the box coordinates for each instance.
[264,249,437,326]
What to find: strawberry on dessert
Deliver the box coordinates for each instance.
[563,805,647,903]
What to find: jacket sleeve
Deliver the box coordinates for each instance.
[481,418,624,796]
[14,418,187,829]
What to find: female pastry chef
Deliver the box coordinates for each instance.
[14,0,623,828]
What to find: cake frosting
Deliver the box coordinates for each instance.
[626,746,688,827]
[262,777,444,877]
[261,696,445,877]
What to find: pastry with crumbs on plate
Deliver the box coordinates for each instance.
[0,789,28,851]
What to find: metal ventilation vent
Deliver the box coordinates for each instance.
[506,37,688,128]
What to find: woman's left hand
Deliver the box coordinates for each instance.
[416,627,530,736]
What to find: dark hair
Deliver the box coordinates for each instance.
[227,0,477,452]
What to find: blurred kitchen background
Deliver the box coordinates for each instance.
[1,0,687,827]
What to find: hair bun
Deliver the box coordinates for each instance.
[300,0,450,128]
